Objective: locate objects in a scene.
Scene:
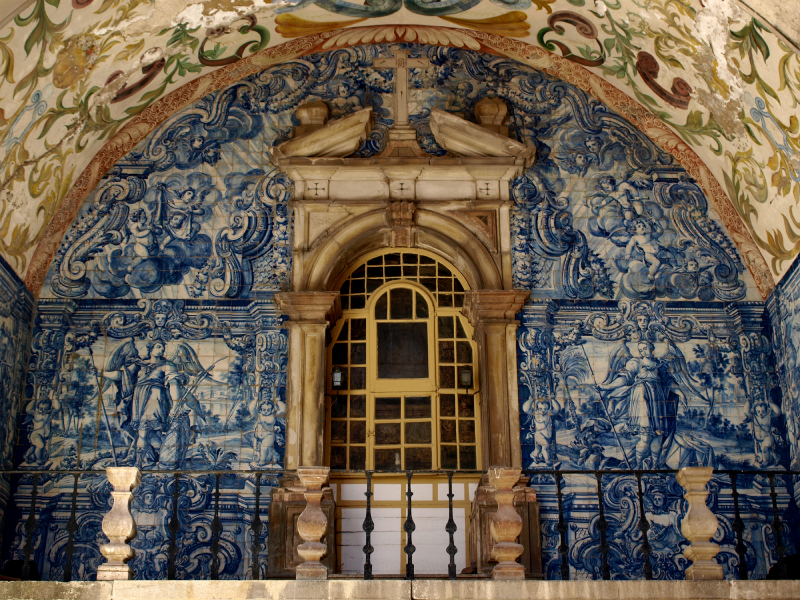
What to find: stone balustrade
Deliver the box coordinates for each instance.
[98,467,141,581]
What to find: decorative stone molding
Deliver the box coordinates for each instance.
[676,466,723,580]
[276,292,342,469]
[270,108,373,159]
[463,290,530,467]
[97,467,141,581]
[275,292,342,326]
[429,108,535,165]
[487,466,524,580]
[295,466,331,580]
[388,200,416,247]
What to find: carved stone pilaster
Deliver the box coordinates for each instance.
[295,466,331,580]
[97,467,141,581]
[463,290,530,467]
[276,292,341,469]
[487,466,524,580]
[676,466,723,580]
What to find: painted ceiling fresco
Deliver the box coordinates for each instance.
[0,0,798,297]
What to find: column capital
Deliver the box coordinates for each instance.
[276,291,342,326]
[462,290,530,326]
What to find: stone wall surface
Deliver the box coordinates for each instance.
[3,579,800,600]
[0,42,797,583]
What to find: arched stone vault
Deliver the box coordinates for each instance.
[24,27,773,298]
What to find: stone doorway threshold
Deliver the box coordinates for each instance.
[1,579,798,600]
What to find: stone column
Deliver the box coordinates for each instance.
[276,292,341,469]
[488,466,524,580]
[463,291,529,468]
[97,467,141,581]
[676,466,723,580]
[295,466,331,580]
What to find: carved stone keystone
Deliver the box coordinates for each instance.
[487,466,524,580]
[676,466,723,580]
[295,466,331,580]
[97,467,141,580]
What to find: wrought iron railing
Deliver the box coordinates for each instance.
[0,467,797,581]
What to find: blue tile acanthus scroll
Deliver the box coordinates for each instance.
[0,43,797,581]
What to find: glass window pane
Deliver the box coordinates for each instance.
[454,279,464,292]
[437,278,452,292]
[350,420,366,444]
[352,265,366,277]
[420,255,435,264]
[456,318,468,339]
[406,447,432,470]
[438,294,453,308]
[367,278,383,293]
[337,321,349,341]
[459,446,477,469]
[403,253,418,263]
[368,256,383,265]
[439,366,455,389]
[351,279,365,294]
[386,253,401,265]
[439,341,454,363]
[375,397,401,420]
[405,422,431,444]
[330,446,346,469]
[375,448,400,470]
[350,367,365,390]
[350,446,366,470]
[376,422,401,445]
[331,421,347,443]
[438,264,452,277]
[367,265,383,277]
[440,419,457,443]
[405,396,431,419]
[351,343,366,365]
[351,319,366,340]
[438,316,454,338]
[454,293,464,307]
[332,343,348,366]
[458,394,475,418]
[440,394,455,417]
[403,266,418,277]
[416,293,429,318]
[350,395,366,418]
[375,293,388,320]
[390,288,413,319]
[441,445,458,470]
[385,266,401,278]
[351,295,365,309]
[419,265,436,276]
[331,396,347,419]
[459,420,476,443]
[377,323,428,379]
[340,281,350,295]
[420,278,436,292]
[456,342,472,364]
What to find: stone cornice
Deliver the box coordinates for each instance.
[275,291,342,327]
[462,290,530,325]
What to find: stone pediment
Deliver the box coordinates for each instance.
[270,107,534,202]
[270,107,373,159]
[429,108,536,166]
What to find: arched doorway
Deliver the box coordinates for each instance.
[325,249,481,575]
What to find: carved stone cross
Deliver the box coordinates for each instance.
[374,49,429,130]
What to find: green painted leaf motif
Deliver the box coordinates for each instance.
[566,0,585,5]
[15,0,69,57]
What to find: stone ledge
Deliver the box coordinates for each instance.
[1,579,799,600]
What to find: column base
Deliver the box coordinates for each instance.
[296,563,329,580]
[491,563,525,580]
[96,565,134,581]
[685,563,724,580]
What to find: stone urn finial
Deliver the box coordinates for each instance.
[97,467,141,581]
[295,466,331,579]
[487,466,524,580]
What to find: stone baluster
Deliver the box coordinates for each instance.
[676,466,723,580]
[488,466,524,580]
[97,467,141,581]
[296,466,331,580]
